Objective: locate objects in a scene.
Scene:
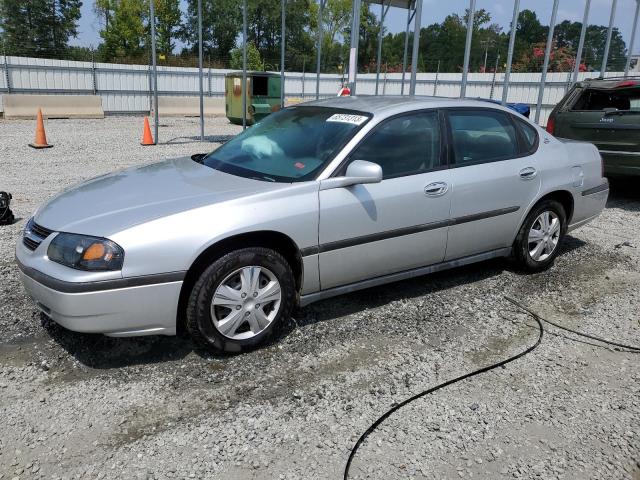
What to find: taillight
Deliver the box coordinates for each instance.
[546,114,556,135]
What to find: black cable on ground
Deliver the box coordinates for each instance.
[344,295,640,479]
[504,296,640,352]
[343,299,544,480]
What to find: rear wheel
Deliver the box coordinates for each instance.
[186,247,295,353]
[513,199,566,272]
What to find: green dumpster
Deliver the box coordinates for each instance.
[225,71,282,126]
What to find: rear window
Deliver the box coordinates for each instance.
[572,87,640,111]
[515,118,538,153]
[448,109,518,165]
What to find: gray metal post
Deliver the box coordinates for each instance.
[534,0,559,125]
[2,42,10,93]
[625,0,640,76]
[375,0,390,95]
[208,66,211,96]
[281,0,286,107]
[572,0,591,84]
[490,53,500,99]
[601,0,617,77]
[502,0,520,105]
[460,0,476,98]
[149,0,159,144]
[433,60,440,96]
[316,0,326,100]
[348,0,361,94]
[90,46,97,95]
[197,0,204,141]
[408,0,423,95]
[302,58,306,98]
[242,0,248,130]
[400,6,412,95]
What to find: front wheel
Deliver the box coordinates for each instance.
[186,247,295,353]
[513,199,567,273]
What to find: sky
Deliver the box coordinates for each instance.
[74,0,640,56]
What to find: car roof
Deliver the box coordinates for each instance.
[579,76,640,89]
[299,95,516,116]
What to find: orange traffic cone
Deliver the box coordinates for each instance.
[29,109,53,149]
[141,117,155,146]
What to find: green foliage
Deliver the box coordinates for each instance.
[154,0,181,56]
[97,0,147,61]
[229,42,263,70]
[0,0,82,58]
[181,0,242,63]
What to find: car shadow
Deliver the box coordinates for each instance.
[164,134,235,145]
[290,235,586,331]
[44,236,586,369]
[42,316,196,369]
[607,178,640,212]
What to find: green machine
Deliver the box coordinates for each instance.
[225,71,282,125]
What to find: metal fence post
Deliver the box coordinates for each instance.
[601,0,617,77]
[242,0,248,130]
[316,0,326,99]
[433,60,440,96]
[149,0,159,144]
[197,0,204,141]
[502,0,519,105]
[572,0,591,84]
[375,0,391,95]
[490,54,499,99]
[90,46,97,95]
[460,0,476,98]
[408,0,423,95]
[534,0,559,125]
[3,55,11,94]
[348,0,361,94]
[400,6,413,95]
[281,0,286,107]
[624,0,640,77]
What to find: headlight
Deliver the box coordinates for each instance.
[47,233,124,271]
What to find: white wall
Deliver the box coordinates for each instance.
[2,55,639,125]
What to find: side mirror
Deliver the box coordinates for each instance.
[191,153,207,163]
[320,160,383,190]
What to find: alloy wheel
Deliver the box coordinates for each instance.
[527,210,561,262]
[210,266,282,340]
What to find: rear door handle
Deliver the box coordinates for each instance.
[519,167,538,180]
[424,182,449,197]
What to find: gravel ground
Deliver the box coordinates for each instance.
[0,116,639,480]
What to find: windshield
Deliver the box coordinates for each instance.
[203,107,371,182]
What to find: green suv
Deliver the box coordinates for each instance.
[547,77,640,177]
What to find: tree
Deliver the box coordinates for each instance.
[229,41,263,70]
[98,0,147,61]
[0,0,82,58]
[154,0,181,56]
[555,20,627,71]
[181,0,241,64]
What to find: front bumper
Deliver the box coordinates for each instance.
[16,241,183,337]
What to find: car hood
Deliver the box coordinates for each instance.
[35,157,286,236]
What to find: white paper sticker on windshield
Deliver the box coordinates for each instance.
[326,113,368,125]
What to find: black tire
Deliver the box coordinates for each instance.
[513,199,567,273]
[186,247,295,353]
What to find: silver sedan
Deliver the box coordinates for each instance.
[16,96,609,353]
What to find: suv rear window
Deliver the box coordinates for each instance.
[572,87,640,111]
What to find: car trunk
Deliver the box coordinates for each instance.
[554,83,640,175]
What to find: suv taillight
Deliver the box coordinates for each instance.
[546,114,556,135]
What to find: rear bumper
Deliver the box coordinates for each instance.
[568,179,609,232]
[601,151,640,177]
[16,259,182,337]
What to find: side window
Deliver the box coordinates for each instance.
[350,111,441,179]
[448,110,518,165]
[515,118,538,154]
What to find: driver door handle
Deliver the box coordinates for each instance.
[424,182,449,197]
